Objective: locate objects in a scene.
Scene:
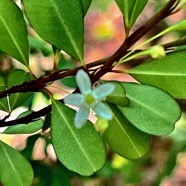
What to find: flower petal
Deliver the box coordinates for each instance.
[76,70,91,94]
[93,102,113,120]
[93,83,115,100]
[64,93,84,107]
[75,106,90,128]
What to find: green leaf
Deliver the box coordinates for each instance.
[61,76,77,88]
[57,59,77,88]
[0,76,9,111]
[128,51,186,99]
[0,140,34,186]
[7,69,32,111]
[115,0,148,33]
[118,83,181,136]
[23,0,84,61]
[0,0,29,66]
[105,81,129,106]
[0,70,32,112]
[82,0,92,15]
[4,111,43,134]
[104,103,150,159]
[57,59,76,70]
[51,100,106,176]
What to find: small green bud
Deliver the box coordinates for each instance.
[149,45,165,59]
[95,118,109,133]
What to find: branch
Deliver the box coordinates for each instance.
[92,0,179,83]
[0,0,180,127]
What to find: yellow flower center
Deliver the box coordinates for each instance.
[85,94,96,105]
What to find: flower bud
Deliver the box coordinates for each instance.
[149,45,165,59]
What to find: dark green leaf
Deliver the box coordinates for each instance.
[23,0,84,61]
[0,0,29,66]
[129,51,186,99]
[119,83,181,136]
[105,81,129,106]
[57,59,76,70]
[58,59,77,88]
[61,76,77,88]
[104,103,150,160]
[51,100,106,176]
[115,0,148,33]
[82,0,92,15]
[4,111,43,134]
[0,140,34,186]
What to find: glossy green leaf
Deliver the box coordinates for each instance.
[51,100,106,176]
[0,140,34,186]
[118,83,181,136]
[105,81,129,106]
[115,0,148,33]
[104,103,150,159]
[7,69,32,111]
[4,111,43,134]
[0,0,29,66]
[82,0,92,15]
[23,0,84,61]
[128,51,186,99]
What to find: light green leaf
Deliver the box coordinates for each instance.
[0,0,29,66]
[128,51,186,99]
[105,81,129,106]
[4,111,43,134]
[0,140,34,186]
[7,69,32,111]
[118,83,181,136]
[82,0,92,15]
[51,100,106,176]
[115,0,148,33]
[23,0,84,61]
[104,103,150,159]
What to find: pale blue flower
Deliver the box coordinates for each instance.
[64,69,115,128]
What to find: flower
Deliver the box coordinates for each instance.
[64,69,115,128]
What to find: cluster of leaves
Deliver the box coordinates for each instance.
[0,0,185,185]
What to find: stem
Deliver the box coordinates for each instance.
[92,0,179,83]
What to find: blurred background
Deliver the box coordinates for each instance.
[0,0,186,185]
